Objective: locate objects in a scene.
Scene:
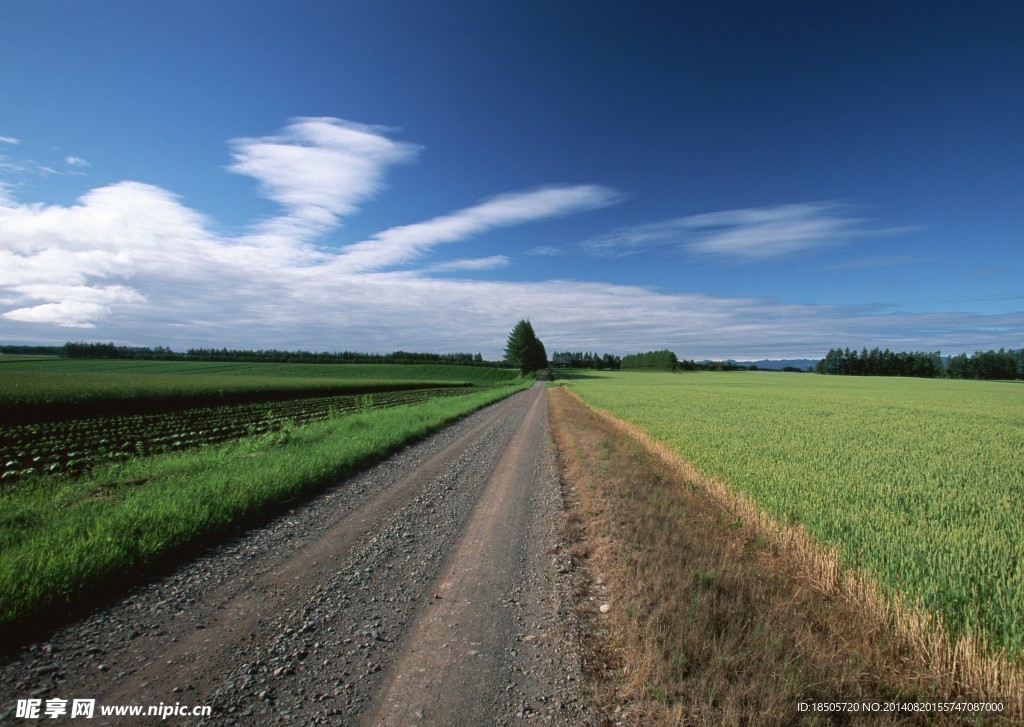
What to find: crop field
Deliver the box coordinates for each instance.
[0,360,529,631]
[1,387,474,483]
[561,371,1024,657]
[0,359,521,483]
[0,358,518,423]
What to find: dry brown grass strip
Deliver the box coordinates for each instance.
[548,386,1018,725]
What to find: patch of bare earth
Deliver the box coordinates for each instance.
[547,386,1018,726]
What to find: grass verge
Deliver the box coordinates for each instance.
[0,382,528,646]
[548,386,1018,725]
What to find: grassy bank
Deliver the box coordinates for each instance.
[0,381,528,638]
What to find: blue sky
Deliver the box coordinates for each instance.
[1,1,1021,360]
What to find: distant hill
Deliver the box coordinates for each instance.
[737,358,816,371]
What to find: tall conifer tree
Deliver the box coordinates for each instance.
[504,319,547,374]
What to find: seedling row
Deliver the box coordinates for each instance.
[1,387,472,485]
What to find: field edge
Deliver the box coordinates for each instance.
[550,385,1023,719]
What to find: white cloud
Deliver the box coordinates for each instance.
[0,120,620,338]
[0,136,20,145]
[2,285,144,328]
[65,155,90,167]
[0,180,233,324]
[0,120,1018,359]
[584,202,914,261]
[332,185,620,273]
[425,255,510,272]
[527,246,561,256]
[228,118,419,237]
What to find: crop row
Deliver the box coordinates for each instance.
[1,387,471,485]
[0,359,519,424]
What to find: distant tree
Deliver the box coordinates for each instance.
[816,346,955,379]
[602,353,620,370]
[620,349,679,371]
[0,344,61,356]
[504,320,547,374]
[61,341,120,359]
[549,350,621,370]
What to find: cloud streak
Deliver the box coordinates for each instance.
[425,255,511,273]
[584,202,917,261]
[332,185,620,273]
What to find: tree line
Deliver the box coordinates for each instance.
[186,348,491,366]
[549,351,621,370]
[9,339,1021,381]
[52,342,497,366]
[58,342,178,360]
[621,349,679,371]
[0,344,65,356]
[815,346,1024,380]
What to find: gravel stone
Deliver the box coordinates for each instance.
[0,385,596,725]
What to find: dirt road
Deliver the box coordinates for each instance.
[1,382,593,725]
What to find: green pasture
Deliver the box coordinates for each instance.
[561,370,1024,656]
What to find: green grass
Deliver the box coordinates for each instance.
[0,380,529,632]
[1,387,480,483]
[0,359,522,423]
[563,370,1024,656]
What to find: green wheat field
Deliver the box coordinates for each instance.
[563,371,1024,656]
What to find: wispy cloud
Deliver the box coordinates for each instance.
[526,246,561,256]
[585,202,917,261]
[0,156,28,177]
[1,145,90,182]
[818,255,928,271]
[331,185,620,274]
[227,117,421,250]
[425,255,510,273]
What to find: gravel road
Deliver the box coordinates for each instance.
[1,381,595,725]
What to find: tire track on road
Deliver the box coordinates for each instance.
[365,382,549,725]
[89,389,531,710]
[2,381,593,725]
